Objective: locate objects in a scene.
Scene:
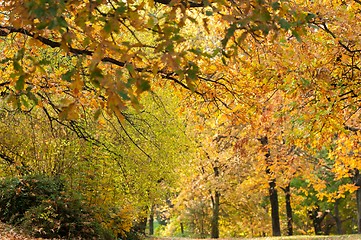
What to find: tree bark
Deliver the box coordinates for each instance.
[149,205,155,235]
[268,179,281,236]
[308,205,328,235]
[354,169,361,234]
[334,200,343,234]
[357,184,361,233]
[260,136,281,236]
[283,184,293,236]
[180,222,184,236]
[211,162,220,238]
[211,190,220,238]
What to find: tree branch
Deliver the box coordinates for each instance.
[154,0,205,7]
[0,25,206,96]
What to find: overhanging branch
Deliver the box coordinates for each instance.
[154,0,205,7]
[0,25,205,96]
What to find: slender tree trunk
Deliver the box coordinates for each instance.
[149,205,155,235]
[357,185,361,233]
[308,205,328,235]
[313,216,323,235]
[352,169,361,233]
[283,184,293,236]
[180,222,184,236]
[260,136,281,236]
[211,190,220,238]
[334,200,343,234]
[211,162,220,238]
[268,178,281,236]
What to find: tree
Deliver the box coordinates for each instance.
[0,81,193,237]
[0,0,314,123]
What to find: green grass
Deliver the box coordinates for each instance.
[148,235,361,240]
[248,235,361,239]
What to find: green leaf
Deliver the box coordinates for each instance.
[126,64,136,77]
[57,16,68,29]
[13,61,22,72]
[271,1,281,10]
[187,63,199,80]
[15,48,25,61]
[138,79,151,92]
[126,78,136,88]
[20,95,30,108]
[305,13,316,22]
[104,21,112,33]
[222,23,237,47]
[61,69,74,82]
[116,4,127,14]
[94,108,102,120]
[259,9,271,22]
[292,29,302,42]
[237,32,248,44]
[118,91,130,100]
[26,91,39,105]
[301,77,310,87]
[15,75,25,91]
[279,18,291,30]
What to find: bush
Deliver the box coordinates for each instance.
[0,175,115,239]
[0,175,62,224]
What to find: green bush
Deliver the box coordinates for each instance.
[0,175,62,224]
[0,175,115,239]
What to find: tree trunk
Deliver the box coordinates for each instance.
[354,169,361,234]
[149,205,155,235]
[269,179,281,236]
[334,200,343,234]
[351,168,361,233]
[308,205,328,235]
[284,184,293,236]
[260,136,281,236]
[180,222,184,236]
[313,216,323,235]
[211,190,220,238]
[211,162,220,238]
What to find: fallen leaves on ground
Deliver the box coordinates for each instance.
[0,221,51,240]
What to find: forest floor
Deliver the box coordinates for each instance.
[0,221,43,240]
[0,224,360,240]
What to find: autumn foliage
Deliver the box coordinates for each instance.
[1,0,361,239]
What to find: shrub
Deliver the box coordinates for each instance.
[0,175,62,224]
[0,175,115,239]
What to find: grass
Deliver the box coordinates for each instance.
[148,235,361,240]
[247,235,361,239]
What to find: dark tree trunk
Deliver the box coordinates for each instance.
[180,222,184,236]
[260,136,281,236]
[356,186,361,233]
[312,215,323,235]
[268,179,281,236]
[283,184,293,236]
[149,205,155,235]
[334,200,343,234]
[308,205,328,235]
[211,190,220,238]
[211,162,220,238]
[354,169,361,234]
